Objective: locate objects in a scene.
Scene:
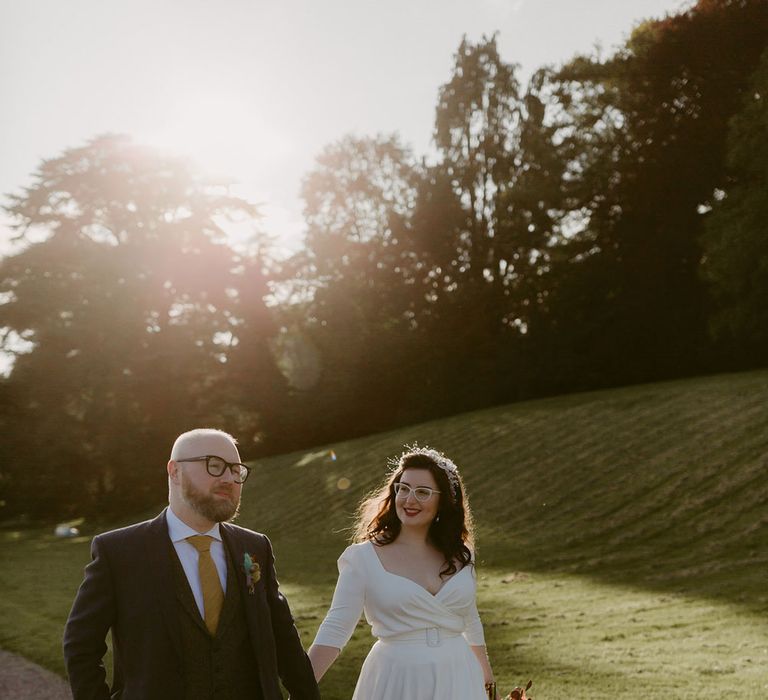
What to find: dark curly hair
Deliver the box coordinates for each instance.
[352,447,475,577]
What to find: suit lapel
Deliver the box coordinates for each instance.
[144,509,184,660]
[220,523,247,600]
[221,524,286,700]
[220,524,264,644]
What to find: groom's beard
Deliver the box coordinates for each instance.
[181,473,241,523]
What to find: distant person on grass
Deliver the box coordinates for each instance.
[63,428,320,700]
[308,445,499,700]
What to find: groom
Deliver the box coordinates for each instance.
[63,428,320,700]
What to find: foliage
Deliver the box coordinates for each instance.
[432,38,569,335]
[0,135,281,517]
[701,47,768,362]
[4,2,768,517]
[545,0,768,385]
[285,134,431,436]
[287,38,572,429]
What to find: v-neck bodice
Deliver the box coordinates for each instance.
[313,541,485,650]
[367,540,469,597]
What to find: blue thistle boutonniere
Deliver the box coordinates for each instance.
[244,553,261,594]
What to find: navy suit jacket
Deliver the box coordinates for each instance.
[63,509,320,700]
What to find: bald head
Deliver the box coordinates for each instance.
[168,429,243,529]
[170,429,240,464]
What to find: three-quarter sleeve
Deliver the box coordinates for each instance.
[462,598,486,646]
[462,565,486,646]
[312,546,366,650]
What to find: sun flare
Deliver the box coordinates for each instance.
[142,90,302,253]
[145,90,294,183]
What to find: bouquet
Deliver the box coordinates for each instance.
[486,679,533,700]
[508,681,533,700]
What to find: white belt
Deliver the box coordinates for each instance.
[381,627,462,647]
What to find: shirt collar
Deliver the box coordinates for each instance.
[166,505,222,544]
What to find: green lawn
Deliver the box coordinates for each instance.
[2,370,768,698]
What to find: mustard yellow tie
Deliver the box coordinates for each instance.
[186,535,224,635]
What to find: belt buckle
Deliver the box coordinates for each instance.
[426,627,441,647]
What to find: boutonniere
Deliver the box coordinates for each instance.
[244,553,261,594]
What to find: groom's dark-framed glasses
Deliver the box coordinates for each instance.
[176,455,251,484]
[393,482,441,502]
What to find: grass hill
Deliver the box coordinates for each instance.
[2,370,768,698]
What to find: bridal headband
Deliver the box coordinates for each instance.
[390,444,461,498]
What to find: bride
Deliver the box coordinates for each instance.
[308,445,498,700]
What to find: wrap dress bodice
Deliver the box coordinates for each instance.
[313,541,487,700]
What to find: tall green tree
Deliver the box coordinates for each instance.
[701,47,768,364]
[429,37,570,404]
[434,34,521,294]
[544,0,768,385]
[433,39,570,323]
[0,134,280,518]
[286,134,434,437]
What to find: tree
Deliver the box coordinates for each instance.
[434,39,571,322]
[434,34,521,294]
[0,134,281,518]
[545,0,768,385]
[285,134,434,438]
[701,47,768,364]
[429,38,571,405]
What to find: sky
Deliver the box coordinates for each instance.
[0,0,691,254]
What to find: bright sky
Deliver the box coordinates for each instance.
[0,0,690,253]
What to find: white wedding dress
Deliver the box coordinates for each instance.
[312,540,487,700]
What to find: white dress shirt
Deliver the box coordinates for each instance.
[166,506,228,619]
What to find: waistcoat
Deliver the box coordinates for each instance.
[170,541,262,700]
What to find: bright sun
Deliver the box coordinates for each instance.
[142,90,302,254]
[146,90,293,183]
